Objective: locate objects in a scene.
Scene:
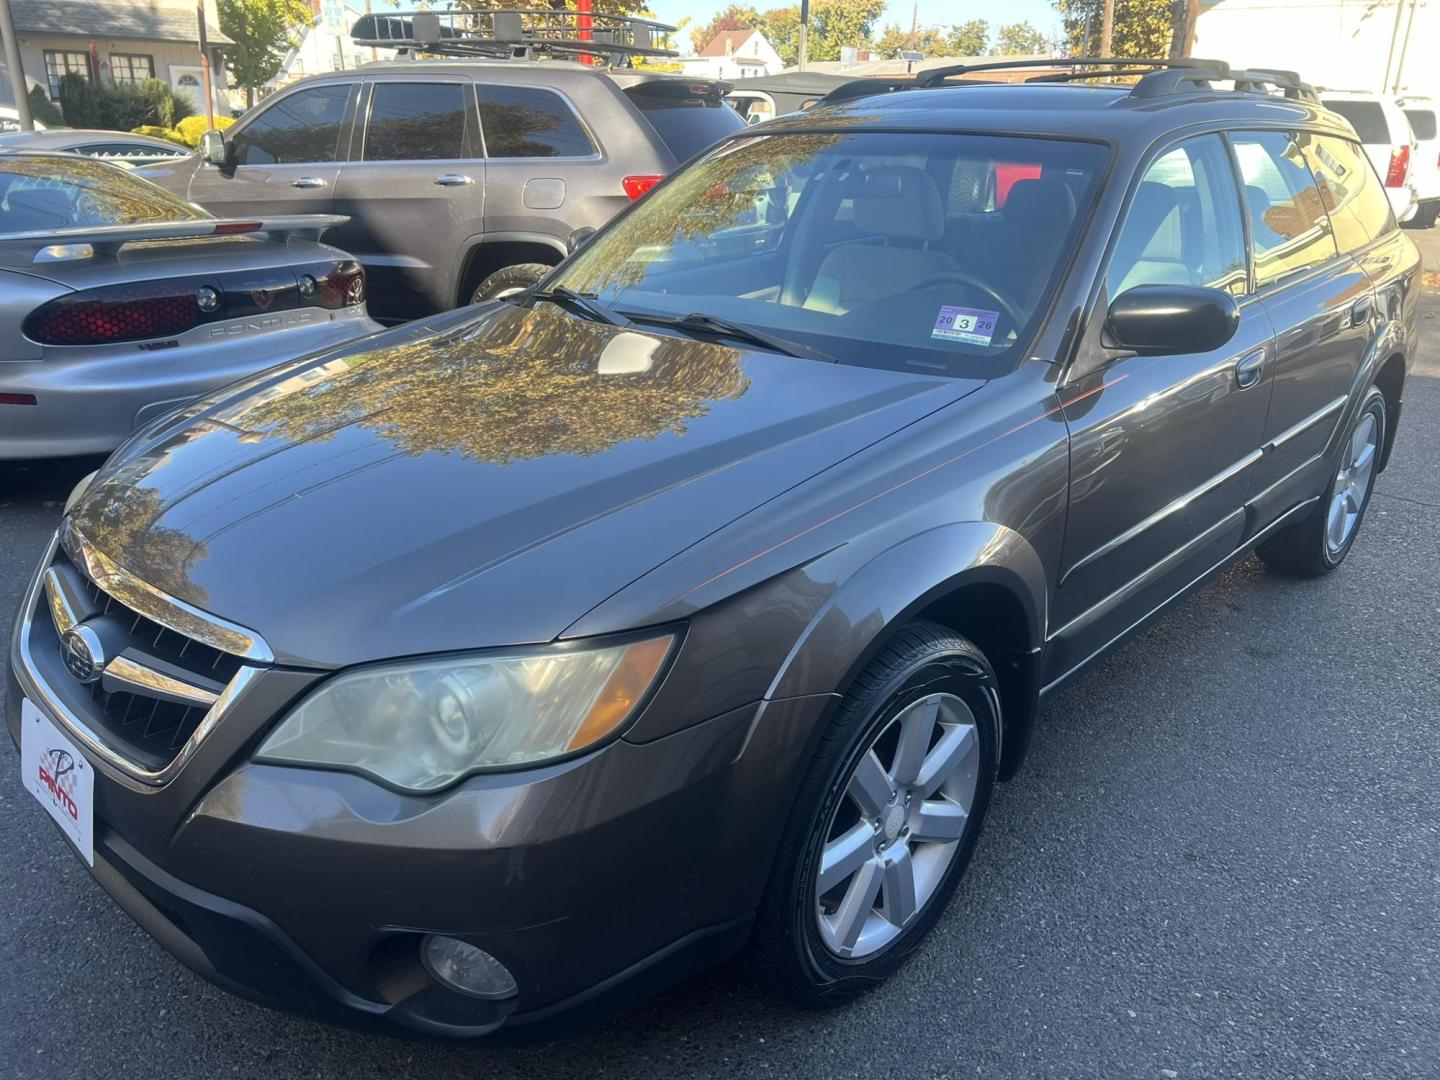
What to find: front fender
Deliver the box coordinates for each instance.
[763,522,1048,776]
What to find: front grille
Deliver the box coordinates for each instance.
[28,545,251,774]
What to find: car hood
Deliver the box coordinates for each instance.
[71,302,981,668]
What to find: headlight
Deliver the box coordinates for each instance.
[255,633,675,791]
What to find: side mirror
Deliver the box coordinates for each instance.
[1105,284,1240,356]
[199,130,230,167]
[567,226,597,254]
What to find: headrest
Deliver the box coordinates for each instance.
[843,165,945,242]
[1119,181,1183,261]
[1002,177,1077,228]
[4,185,73,229]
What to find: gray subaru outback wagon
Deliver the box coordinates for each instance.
[143,11,744,322]
[8,59,1422,1041]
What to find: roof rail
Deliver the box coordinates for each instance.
[912,56,1221,89]
[351,8,679,65]
[818,77,919,105]
[1231,67,1320,102]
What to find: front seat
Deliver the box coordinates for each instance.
[991,177,1078,309]
[803,166,959,314]
[1108,181,1192,296]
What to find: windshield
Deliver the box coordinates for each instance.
[551,130,1108,377]
[0,155,208,234]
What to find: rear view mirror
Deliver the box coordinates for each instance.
[199,130,229,167]
[1105,284,1240,356]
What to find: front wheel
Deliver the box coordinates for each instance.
[746,622,998,1006]
[1257,386,1386,577]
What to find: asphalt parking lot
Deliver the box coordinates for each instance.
[2,234,1437,1080]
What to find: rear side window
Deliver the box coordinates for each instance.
[625,84,745,162]
[477,86,594,158]
[1106,135,1248,299]
[1230,131,1338,289]
[75,142,185,160]
[231,83,352,166]
[1321,99,1390,144]
[1300,133,1396,252]
[364,83,476,161]
[1405,108,1437,141]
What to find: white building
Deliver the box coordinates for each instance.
[681,29,782,81]
[261,0,374,97]
[1195,0,1437,99]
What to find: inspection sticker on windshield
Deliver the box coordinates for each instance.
[932,306,999,346]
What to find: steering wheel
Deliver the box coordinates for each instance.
[905,271,1026,332]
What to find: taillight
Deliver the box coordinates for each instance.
[0,393,38,406]
[25,280,203,345]
[1385,144,1411,188]
[622,175,664,200]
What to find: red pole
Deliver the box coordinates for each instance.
[577,0,593,65]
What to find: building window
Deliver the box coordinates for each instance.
[110,54,156,85]
[44,51,91,99]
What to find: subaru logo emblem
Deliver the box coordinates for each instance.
[60,625,105,684]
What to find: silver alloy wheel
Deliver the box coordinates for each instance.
[815,692,981,959]
[1326,410,1379,556]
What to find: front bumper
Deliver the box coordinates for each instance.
[5,634,828,1037]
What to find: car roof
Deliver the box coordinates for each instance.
[759,82,1358,144]
[0,129,182,147]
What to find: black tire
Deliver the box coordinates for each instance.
[746,621,999,1007]
[469,263,552,304]
[1257,386,1387,578]
[1402,203,1438,230]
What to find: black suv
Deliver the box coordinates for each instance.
[145,10,744,321]
[10,59,1421,1040]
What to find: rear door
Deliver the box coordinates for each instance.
[1047,134,1274,682]
[1229,130,1373,526]
[187,81,357,218]
[331,78,484,320]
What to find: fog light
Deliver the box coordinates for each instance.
[420,936,518,1000]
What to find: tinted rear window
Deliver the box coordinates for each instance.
[626,85,745,162]
[477,85,594,158]
[1322,99,1390,144]
[0,155,207,233]
[1405,108,1437,141]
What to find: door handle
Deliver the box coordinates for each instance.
[1350,296,1373,328]
[289,177,326,189]
[1235,350,1265,390]
[433,174,474,187]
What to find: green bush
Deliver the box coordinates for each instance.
[138,79,193,129]
[27,86,65,127]
[174,114,233,147]
[131,124,186,146]
[96,81,153,132]
[58,73,99,127]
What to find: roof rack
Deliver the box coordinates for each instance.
[818,56,1319,107]
[351,8,679,65]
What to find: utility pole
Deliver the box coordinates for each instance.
[797,0,809,70]
[910,2,917,50]
[1391,0,1419,94]
[0,0,33,130]
[1383,0,1407,93]
[1182,0,1199,57]
[1099,0,1114,56]
[197,0,216,128]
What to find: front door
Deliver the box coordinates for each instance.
[187,81,357,220]
[1045,134,1275,685]
[331,79,485,320]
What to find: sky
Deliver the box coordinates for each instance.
[647,0,1066,53]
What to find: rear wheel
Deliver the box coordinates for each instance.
[469,263,552,304]
[747,622,998,1006]
[1257,386,1386,577]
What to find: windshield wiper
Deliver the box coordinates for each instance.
[526,285,629,327]
[619,310,835,363]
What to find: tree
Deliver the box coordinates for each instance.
[218,0,313,108]
[873,23,946,60]
[992,21,1050,55]
[688,4,760,53]
[756,0,887,66]
[946,19,990,56]
[1053,0,1175,58]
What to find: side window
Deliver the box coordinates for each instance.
[75,142,185,160]
[1230,131,1338,290]
[1106,134,1248,299]
[230,83,352,167]
[476,86,595,158]
[1300,132,1396,252]
[364,83,476,161]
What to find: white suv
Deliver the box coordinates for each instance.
[1402,98,1438,229]
[1320,90,1418,223]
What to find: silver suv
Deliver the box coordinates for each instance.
[144,12,744,322]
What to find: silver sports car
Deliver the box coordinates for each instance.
[0,150,380,459]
